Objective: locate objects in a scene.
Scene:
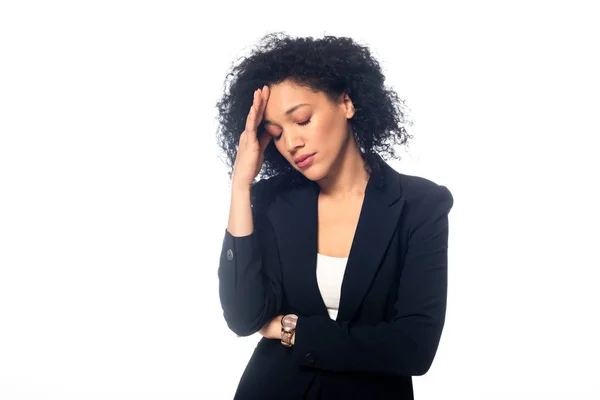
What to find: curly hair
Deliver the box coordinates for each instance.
[215,32,413,182]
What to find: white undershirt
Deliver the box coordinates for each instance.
[315,253,348,321]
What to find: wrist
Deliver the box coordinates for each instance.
[280,314,298,347]
[231,174,253,192]
[231,183,251,196]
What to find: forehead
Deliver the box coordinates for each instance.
[264,81,325,117]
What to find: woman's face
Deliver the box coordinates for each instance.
[262,80,355,181]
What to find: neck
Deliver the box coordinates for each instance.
[316,135,369,199]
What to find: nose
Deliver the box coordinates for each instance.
[284,131,304,154]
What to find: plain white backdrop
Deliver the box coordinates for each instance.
[1,1,599,399]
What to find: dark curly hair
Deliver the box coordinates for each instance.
[215,32,413,183]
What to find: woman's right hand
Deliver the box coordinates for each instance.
[232,85,272,189]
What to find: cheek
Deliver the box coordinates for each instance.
[274,142,289,159]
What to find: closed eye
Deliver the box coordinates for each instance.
[274,119,311,140]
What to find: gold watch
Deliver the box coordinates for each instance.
[280,314,298,347]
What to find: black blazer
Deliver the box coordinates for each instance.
[218,157,454,399]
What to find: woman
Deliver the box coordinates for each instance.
[216,32,453,399]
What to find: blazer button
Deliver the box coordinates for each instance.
[305,352,315,365]
[226,249,234,261]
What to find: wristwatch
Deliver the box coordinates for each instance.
[280,314,298,347]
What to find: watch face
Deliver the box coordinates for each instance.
[282,314,298,329]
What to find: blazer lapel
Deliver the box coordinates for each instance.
[268,179,325,317]
[268,161,405,321]
[336,164,404,321]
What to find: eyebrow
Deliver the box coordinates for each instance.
[263,103,311,125]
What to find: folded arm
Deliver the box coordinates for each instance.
[292,184,454,376]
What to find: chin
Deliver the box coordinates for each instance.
[297,164,327,182]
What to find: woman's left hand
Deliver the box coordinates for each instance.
[258,314,284,340]
[235,315,292,343]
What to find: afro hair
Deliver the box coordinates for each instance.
[215,32,413,183]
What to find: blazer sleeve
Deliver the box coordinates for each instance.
[217,180,284,337]
[292,184,454,376]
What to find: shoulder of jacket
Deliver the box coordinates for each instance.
[397,172,453,206]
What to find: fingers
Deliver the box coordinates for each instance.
[244,91,260,138]
[255,85,270,125]
[244,86,270,137]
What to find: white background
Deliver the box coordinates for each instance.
[1,1,599,399]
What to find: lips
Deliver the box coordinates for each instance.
[295,153,316,168]
[294,153,316,164]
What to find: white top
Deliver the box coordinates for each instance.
[316,253,348,321]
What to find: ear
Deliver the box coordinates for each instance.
[340,91,355,119]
